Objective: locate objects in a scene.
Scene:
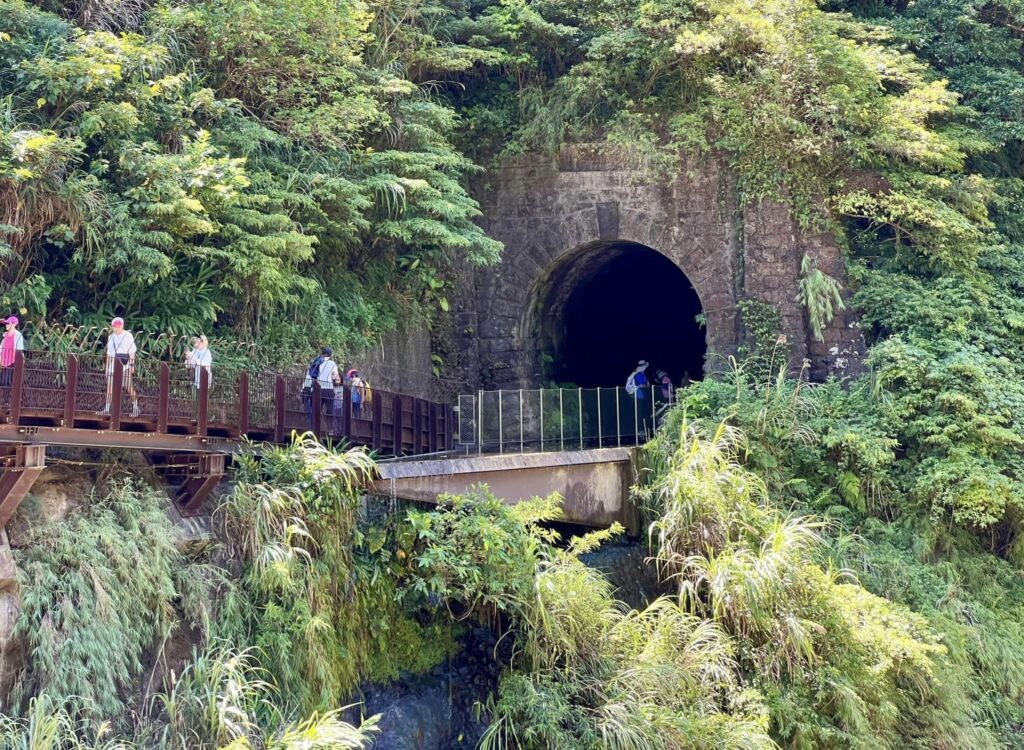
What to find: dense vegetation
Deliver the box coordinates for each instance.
[5,0,1024,746]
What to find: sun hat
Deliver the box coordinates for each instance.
[347,368,358,378]
[3,316,17,326]
[111,317,125,327]
[322,346,334,356]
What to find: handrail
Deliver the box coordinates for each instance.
[0,349,454,457]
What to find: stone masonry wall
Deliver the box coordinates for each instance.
[449,146,864,389]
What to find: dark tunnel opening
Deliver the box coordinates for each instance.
[537,242,706,388]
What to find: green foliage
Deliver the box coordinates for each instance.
[12,479,181,722]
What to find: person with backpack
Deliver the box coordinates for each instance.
[0,316,24,388]
[302,346,340,431]
[346,368,365,418]
[625,360,650,400]
[656,369,673,402]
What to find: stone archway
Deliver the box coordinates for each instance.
[524,240,707,387]
[450,146,864,390]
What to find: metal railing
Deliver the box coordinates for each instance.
[0,350,455,457]
[456,386,672,454]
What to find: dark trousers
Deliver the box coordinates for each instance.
[304,389,335,431]
[0,367,10,387]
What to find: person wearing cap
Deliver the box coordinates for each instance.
[626,360,650,400]
[101,317,139,417]
[302,346,340,431]
[0,316,25,387]
[184,335,213,389]
[346,367,366,418]
[656,369,673,402]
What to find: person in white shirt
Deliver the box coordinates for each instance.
[302,346,340,431]
[184,335,213,388]
[102,317,139,417]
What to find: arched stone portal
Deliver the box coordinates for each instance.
[449,147,864,391]
[529,240,707,387]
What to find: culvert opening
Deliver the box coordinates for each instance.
[536,241,706,388]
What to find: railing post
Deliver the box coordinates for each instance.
[578,388,583,450]
[110,357,123,430]
[428,403,438,453]
[9,352,24,425]
[412,398,423,454]
[596,387,602,448]
[238,372,250,437]
[274,375,286,443]
[477,390,483,455]
[341,385,353,442]
[634,388,639,445]
[372,393,383,452]
[539,389,544,452]
[157,363,170,433]
[311,382,322,437]
[446,404,455,450]
[651,384,656,438]
[198,367,210,436]
[392,394,404,456]
[559,388,564,452]
[615,387,621,447]
[63,355,78,426]
[497,390,503,454]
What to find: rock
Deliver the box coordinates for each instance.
[8,465,93,543]
[0,530,22,707]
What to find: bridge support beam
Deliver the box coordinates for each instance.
[150,453,226,516]
[0,445,46,528]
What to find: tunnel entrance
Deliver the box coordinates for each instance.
[535,241,706,388]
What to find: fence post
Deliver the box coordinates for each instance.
[497,390,503,454]
[578,388,583,450]
[428,402,438,453]
[157,363,170,433]
[274,375,286,443]
[651,385,656,439]
[110,357,123,430]
[393,394,404,456]
[633,388,639,444]
[9,352,24,425]
[341,385,352,442]
[371,393,383,452]
[596,387,602,448]
[238,372,250,437]
[539,389,544,452]
[475,390,481,454]
[63,355,78,426]
[413,398,423,454]
[519,389,524,453]
[559,388,564,452]
[615,387,621,447]
[198,367,210,437]
[311,382,322,437]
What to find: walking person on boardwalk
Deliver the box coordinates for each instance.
[302,347,340,431]
[346,368,366,418]
[184,335,213,388]
[0,316,24,387]
[101,317,139,417]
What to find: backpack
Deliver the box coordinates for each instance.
[308,356,325,381]
[625,372,637,395]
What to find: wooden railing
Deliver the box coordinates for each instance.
[0,351,454,457]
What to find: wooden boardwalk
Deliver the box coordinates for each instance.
[0,351,454,521]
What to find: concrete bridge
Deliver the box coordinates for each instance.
[374,448,641,533]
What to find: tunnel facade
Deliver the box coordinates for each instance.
[449,146,864,391]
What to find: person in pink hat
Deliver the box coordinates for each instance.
[0,316,24,387]
[101,317,139,417]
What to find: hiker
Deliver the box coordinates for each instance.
[302,347,340,431]
[102,317,139,417]
[184,335,213,389]
[346,368,366,418]
[0,316,24,387]
[656,369,673,402]
[625,360,650,400]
